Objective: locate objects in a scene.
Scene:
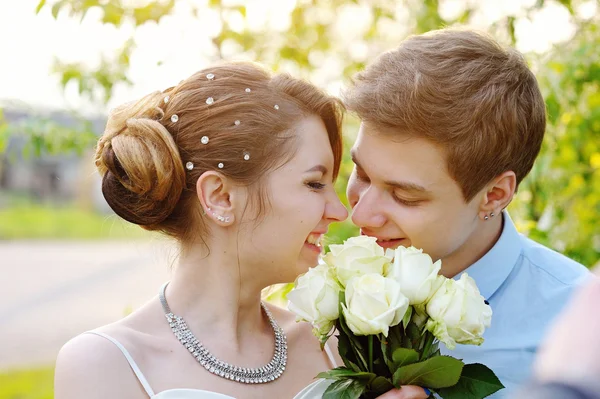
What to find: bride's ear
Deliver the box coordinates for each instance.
[196,172,240,225]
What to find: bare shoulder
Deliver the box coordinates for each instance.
[54,328,149,399]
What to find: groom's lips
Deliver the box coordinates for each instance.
[361,231,406,249]
[376,238,406,249]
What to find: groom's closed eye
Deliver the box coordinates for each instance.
[389,182,430,206]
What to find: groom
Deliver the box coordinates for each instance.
[343,29,591,398]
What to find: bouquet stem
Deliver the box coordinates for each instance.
[368,335,374,372]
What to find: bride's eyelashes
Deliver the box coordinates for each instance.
[305,181,326,191]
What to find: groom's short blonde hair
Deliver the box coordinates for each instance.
[343,28,546,202]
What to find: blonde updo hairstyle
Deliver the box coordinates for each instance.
[95,62,343,243]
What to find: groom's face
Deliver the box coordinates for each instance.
[346,123,481,262]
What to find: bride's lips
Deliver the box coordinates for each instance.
[304,231,325,254]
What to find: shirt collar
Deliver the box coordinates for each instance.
[455,211,523,301]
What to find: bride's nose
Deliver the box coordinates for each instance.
[325,192,348,222]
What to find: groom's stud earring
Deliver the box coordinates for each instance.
[484,215,489,221]
[491,212,495,217]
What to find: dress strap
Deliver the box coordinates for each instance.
[324,342,338,368]
[84,331,155,397]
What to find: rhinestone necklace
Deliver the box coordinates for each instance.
[159,282,287,384]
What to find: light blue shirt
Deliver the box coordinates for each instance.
[439,212,591,398]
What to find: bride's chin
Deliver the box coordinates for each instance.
[297,252,320,270]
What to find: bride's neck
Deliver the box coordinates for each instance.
[164,242,268,347]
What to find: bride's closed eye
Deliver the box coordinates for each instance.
[306,181,326,190]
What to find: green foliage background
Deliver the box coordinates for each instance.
[0,1,598,398]
[2,0,598,268]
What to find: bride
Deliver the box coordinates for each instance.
[54,62,426,399]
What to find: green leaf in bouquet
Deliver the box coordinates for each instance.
[337,330,362,372]
[392,348,420,368]
[402,306,413,329]
[388,324,409,350]
[420,331,437,360]
[369,376,395,395]
[406,322,422,348]
[354,344,370,372]
[401,334,413,349]
[393,355,464,389]
[373,356,391,377]
[429,346,441,358]
[317,367,376,381]
[323,378,368,399]
[436,363,504,399]
[380,338,394,370]
[337,309,369,371]
[337,322,369,370]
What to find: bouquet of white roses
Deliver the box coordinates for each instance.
[288,236,504,399]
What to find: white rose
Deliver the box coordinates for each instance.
[342,273,410,337]
[386,246,444,305]
[425,273,492,350]
[324,236,392,287]
[287,264,340,336]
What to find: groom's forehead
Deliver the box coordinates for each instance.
[352,131,449,180]
[352,126,431,160]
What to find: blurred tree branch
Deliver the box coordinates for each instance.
[34,0,577,106]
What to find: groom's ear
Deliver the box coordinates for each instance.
[196,171,241,225]
[478,171,517,217]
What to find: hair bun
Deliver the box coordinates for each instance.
[95,93,186,227]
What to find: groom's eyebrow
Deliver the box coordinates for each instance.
[352,149,428,193]
[384,180,428,193]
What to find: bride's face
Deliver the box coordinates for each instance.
[240,115,348,283]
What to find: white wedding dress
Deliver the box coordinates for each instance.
[86,331,335,399]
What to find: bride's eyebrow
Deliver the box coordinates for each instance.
[304,165,328,174]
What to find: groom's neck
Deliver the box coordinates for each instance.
[440,215,504,278]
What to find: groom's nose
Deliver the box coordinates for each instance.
[349,184,386,229]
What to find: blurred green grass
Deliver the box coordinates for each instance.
[0,366,54,399]
[0,204,151,240]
